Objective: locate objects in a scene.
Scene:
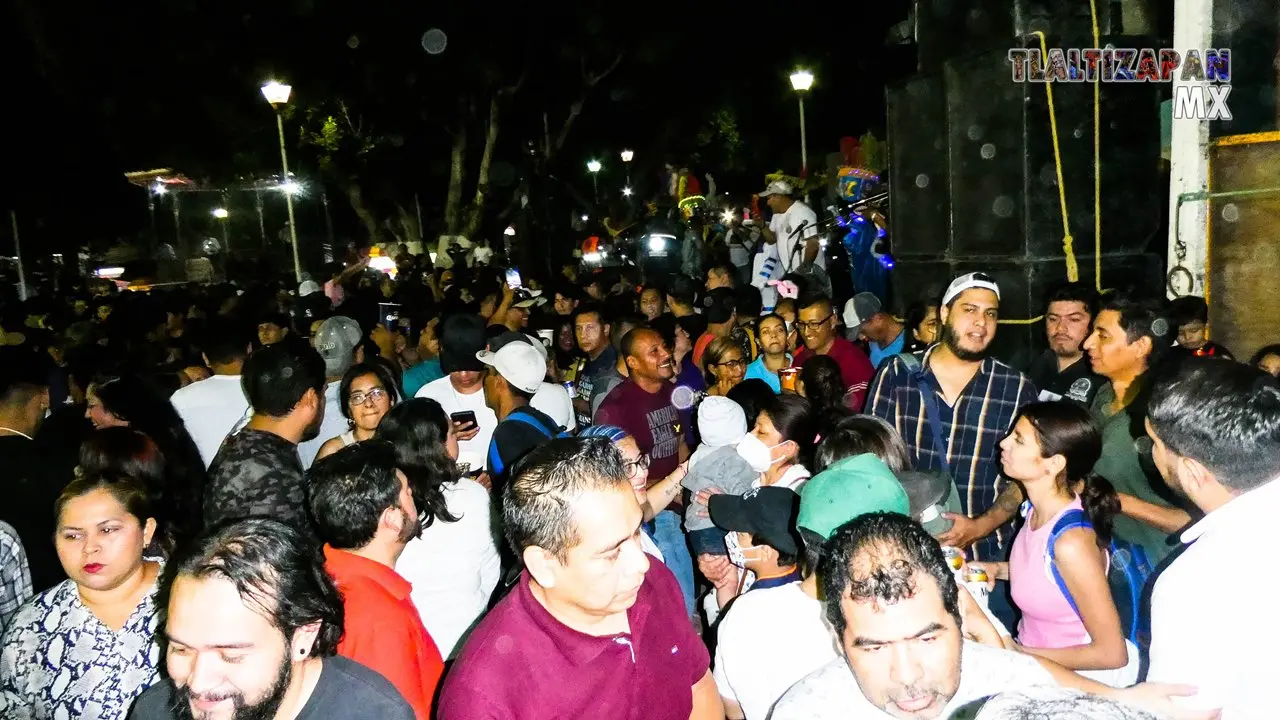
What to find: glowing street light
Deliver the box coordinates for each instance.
[789,69,815,173]
[586,159,602,203]
[622,186,633,197]
[620,149,634,185]
[261,80,302,282]
[280,179,302,196]
[211,208,229,219]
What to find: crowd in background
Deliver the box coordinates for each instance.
[0,218,1276,720]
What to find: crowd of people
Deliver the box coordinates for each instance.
[0,211,1276,719]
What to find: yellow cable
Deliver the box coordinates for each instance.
[1032,31,1079,283]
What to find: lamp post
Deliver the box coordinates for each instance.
[587,159,602,204]
[620,149,634,185]
[789,69,814,175]
[261,80,303,283]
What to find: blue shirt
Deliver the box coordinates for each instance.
[869,332,906,369]
[403,358,444,399]
[743,354,792,393]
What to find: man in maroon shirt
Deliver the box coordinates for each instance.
[595,327,697,615]
[438,438,722,720]
[790,293,875,411]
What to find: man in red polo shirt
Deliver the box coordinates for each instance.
[308,441,444,720]
[438,437,723,720]
[790,292,875,410]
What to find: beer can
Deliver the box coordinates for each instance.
[942,546,965,572]
[964,567,989,584]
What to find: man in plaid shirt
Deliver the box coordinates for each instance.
[868,273,1036,621]
[0,521,33,631]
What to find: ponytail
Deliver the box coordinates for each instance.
[1079,473,1119,547]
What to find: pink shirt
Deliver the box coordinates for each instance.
[1009,497,1091,649]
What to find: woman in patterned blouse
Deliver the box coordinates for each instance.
[0,471,162,718]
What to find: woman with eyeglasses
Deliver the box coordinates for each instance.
[702,336,747,397]
[578,425,681,563]
[314,361,401,461]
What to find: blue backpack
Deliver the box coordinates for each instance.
[1047,509,1153,645]
[486,410,572,477]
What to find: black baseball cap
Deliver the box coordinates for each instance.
[702,287,737,325]
[708,486,801,555]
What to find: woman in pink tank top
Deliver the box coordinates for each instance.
[968,401,1134,684]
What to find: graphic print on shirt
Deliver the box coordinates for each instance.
[647,404,680,462]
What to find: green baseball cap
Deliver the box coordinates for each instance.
[798,454,910,540]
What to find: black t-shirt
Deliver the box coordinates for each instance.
[129,655,414,720]
[1026,350,1104,407]
[572,346,618,428]
[489,405,562,494]
[0,435,69,593]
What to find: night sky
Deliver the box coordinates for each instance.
[1,1,913,257]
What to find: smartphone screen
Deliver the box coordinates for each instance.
[505,268,522,289]
[450,410,478,427]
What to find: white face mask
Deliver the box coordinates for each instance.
[725,532,764,568]
[736,432,787,474]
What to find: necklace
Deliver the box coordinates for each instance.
[0,426,33,440]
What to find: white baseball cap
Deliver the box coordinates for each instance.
[942,272,1001,306]
[476,342,545,394]
[758,180,794,198]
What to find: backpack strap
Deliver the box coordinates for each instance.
[1046,508,1092,616]
[488,410,564,477]
[896,353,951,478]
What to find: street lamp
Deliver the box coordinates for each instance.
[620,149,634,185]
[261,80,303,282]
[211,208,229,219]
[789,69,815,174]
[587,159,602,203]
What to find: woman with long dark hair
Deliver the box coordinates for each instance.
[84,375,206,542]
[797,355,852,439]
[375,398,499,659]
[314,361,401,461]
[971,401,1137,686]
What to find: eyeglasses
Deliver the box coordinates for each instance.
[794,314,834,332]
[623,453,651,477]
[348,387,389,407]
[715,358,747,370]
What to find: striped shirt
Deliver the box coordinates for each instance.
[868,348,1037,561]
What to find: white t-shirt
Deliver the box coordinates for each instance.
[416,375,496,471]
[769,200,822,273]
[397,477,502,660]
[170,374,250,468]
[1146,477,1280,718]
[713,583,839,719]
[771,641,1054,719]
[297,380,346,470]
[530,381,576,432]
